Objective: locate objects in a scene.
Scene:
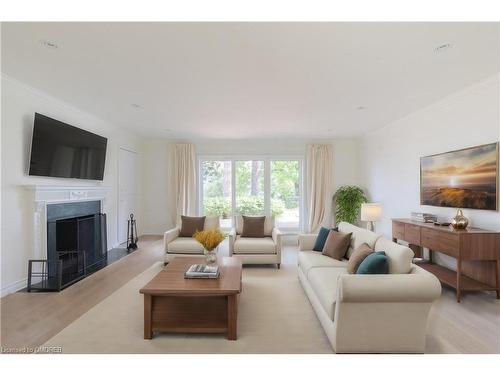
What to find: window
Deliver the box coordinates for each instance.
[235,160,265,215]
[271,160,300,229]
[200,160,232,228]
[199,157,303,231]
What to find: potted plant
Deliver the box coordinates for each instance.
[193,229,226,264]
[334,186,367,225]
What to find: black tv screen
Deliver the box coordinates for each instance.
[29,113,108,180]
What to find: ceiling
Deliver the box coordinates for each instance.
[2,22,499,139]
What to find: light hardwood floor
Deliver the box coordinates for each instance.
[1,235,165,350]
[1,236,499,353]
[426,285,500,353]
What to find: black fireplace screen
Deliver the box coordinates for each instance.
[47,212,107,288]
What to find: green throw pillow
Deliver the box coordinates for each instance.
[313,227,330,251]
[356,251,389,274]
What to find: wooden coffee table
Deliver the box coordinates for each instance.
[139,256,242,340]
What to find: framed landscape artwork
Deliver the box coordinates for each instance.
[420,142,498,210]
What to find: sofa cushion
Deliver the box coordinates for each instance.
[357,251,389,274]
[235,215,274,236]
[338,221,381,258]
[241,215,266,237]
[347,243,374,274]
[204,216,220,230]
[307,267,347,320]
[322,231,352,260]
[298,251,348,276]
[179,215,206,237]
[374,237,414,274]
[167,237,205,254]
[233,236,276,254]
[313,227,330,252]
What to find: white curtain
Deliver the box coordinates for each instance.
[172,143,197,224]
[306,144,333,233]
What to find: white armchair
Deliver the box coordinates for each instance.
[228,216,282,268]
[163,216,220,263]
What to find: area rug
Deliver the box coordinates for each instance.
[43,260,333,353]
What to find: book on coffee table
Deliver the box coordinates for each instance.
[184,264,220,279]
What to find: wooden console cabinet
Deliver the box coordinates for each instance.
[392,218,500,302]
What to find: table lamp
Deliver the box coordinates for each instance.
[361,203,382,232]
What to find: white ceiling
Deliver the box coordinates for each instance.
[2,22,499,139]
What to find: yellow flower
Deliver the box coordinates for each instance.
[193,229,226,251]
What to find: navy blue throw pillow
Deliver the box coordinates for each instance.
[356,251,389,274]
[313,227,330,251]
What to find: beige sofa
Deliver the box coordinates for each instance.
[163,216,220,263]
[298,222,441,353]
[228,216,282,268]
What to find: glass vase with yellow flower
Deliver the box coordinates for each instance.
[193,229,226,264]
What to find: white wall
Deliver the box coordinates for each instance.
[0,75,140,296]
[138,139,171,235]
[139,138,361,235]
[360,75,500,267]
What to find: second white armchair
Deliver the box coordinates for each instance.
[228,215,282,268]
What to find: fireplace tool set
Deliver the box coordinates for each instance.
[127,213,139,251]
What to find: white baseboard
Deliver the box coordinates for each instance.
[1,278,27,298]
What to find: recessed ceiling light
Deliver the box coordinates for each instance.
[434,43,452,53]
[40,39,58,49]
[131,103,141,108]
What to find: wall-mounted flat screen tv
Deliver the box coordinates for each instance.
[29,113,108,180]
[420,142,498,210]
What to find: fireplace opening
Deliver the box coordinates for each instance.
[54,214,99,285]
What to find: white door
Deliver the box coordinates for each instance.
[118,148,138,245]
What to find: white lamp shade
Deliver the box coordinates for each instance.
[361,203,382,222]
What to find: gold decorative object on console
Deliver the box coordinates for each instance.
[451,209,469,230]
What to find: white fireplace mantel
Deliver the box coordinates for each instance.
[24,185,112,260]
[24,184,112,203]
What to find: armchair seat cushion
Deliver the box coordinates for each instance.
[307,267,346,320]
[233,236,276,254]
[167,237,205,254]
[298,250,348,276]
